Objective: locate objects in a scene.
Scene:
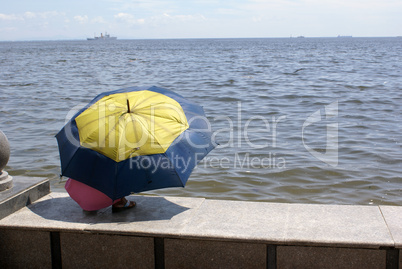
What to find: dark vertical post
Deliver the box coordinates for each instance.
[154,237,165,269]
[267,245,277,269]
[50,232,62,269]
[386,248,399,269]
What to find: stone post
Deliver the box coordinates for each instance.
[0,130,12,191]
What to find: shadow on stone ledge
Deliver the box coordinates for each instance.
[27,194,191,224]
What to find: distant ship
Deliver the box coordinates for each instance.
[296,36,305,38]
[87,32,117,41]
[337,35,352,38]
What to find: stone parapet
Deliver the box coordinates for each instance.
[0,192,401,268]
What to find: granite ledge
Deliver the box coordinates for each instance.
[0,192,400,250]
[379,206,402,248]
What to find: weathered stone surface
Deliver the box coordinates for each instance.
[87,195,205,236]
[277,246,386,269]
[180,200,393,248]
[0,176,49,220]
[61,232,154,269]
[0,192,98,231]
[164,239,266,269]
[0,229,52,268]
[179,199,287,243]
[0,193,205,235]
[283,203,393,248]
[0,191,400,269]
[380,206,402,248]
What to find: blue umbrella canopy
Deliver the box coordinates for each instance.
[56,86,215,200]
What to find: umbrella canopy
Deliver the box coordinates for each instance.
[56,86,215,200]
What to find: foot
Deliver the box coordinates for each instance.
[112,197,136,212]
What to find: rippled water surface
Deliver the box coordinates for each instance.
[1,38,401,205]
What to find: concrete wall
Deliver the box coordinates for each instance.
[0,193,401,268]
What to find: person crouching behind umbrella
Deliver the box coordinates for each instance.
[65,178,136,212]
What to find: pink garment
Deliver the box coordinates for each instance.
[65,178,120,211]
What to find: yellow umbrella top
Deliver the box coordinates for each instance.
[75,90,189,162]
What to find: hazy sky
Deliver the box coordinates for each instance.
[1,0,401,40]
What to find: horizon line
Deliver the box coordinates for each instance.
[1,35,401,42]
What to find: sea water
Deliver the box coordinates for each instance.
[0,37,401,205]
